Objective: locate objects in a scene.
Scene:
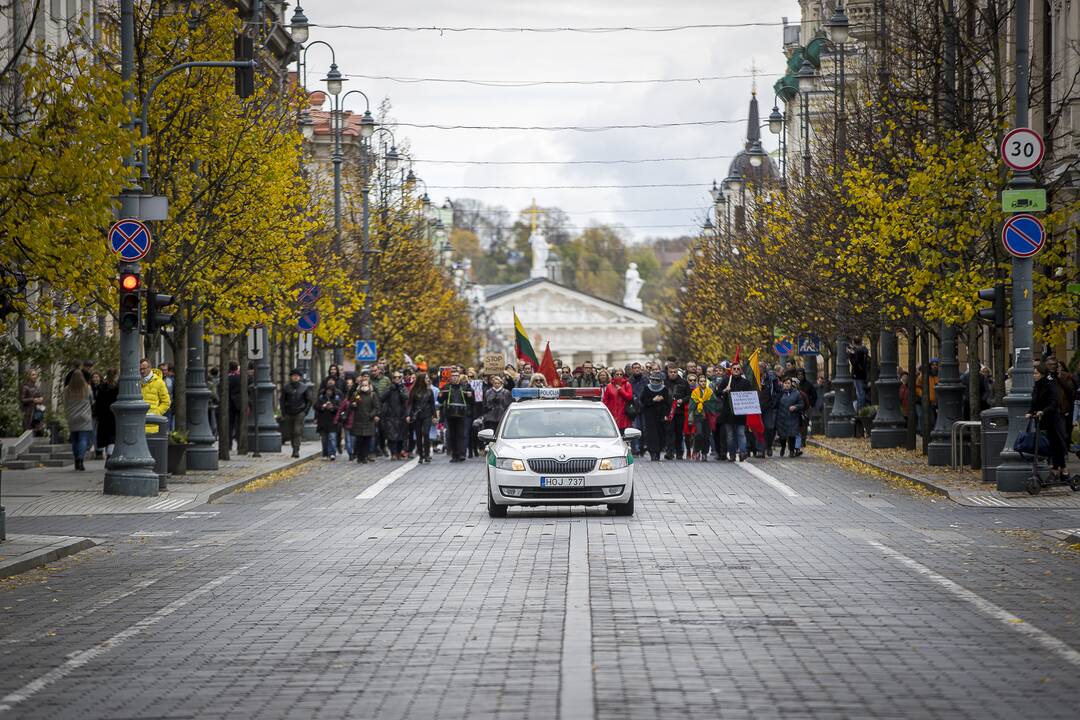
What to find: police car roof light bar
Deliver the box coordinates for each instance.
[511,387,603,401]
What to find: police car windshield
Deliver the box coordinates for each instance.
[501,407,619,440]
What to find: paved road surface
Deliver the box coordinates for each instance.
[2,452,1080,719]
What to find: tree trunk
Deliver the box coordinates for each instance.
[218,334,232,462]
[967,319,981,421]
[920,328,932,454]
[906,326,918,450]
[237,332,249,455]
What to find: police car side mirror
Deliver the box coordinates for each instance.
[478,428,496,442]
[622,428,642,440]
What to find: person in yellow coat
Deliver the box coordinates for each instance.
[139,358,171,434]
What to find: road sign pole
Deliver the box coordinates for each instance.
[996,0,1038,492]
[826,336,855,438]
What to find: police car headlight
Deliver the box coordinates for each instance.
[496,458,526,472]
[599,457,628,471]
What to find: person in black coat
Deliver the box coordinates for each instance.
[93,370,119,458]
[406,374,437,463]
[1027,362,1068,480]
[640,373,671,461]
[715,362,754,462]
[382,372,410,459]
[315,379,343,460]
[663,364,691,460]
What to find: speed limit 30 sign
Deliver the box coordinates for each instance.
[1000,127,1044,172]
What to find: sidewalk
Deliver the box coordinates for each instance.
[1,441,321,517]
[809,436,1080,509]
[0,535,98,578]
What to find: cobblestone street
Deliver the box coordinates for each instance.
[1,452,1079,719]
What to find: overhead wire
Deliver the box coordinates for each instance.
[312,22,785,33]
[384,119,746,132]
[425,182,706,190]
[344,72,756,87]
[409,154,734,166]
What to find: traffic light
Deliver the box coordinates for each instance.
[234,34,254,99]
[145,285,176,335]
[119,272,141,331]
[977,284,1006,327]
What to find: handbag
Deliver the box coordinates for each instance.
[1014,419,1050,457]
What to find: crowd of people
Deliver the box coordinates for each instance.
[20,340,1080,477]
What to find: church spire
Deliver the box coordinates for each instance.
[745,91,761,149]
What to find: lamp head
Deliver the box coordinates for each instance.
[359,110,376,139]
[289,4,310,45]
[322,62,345,96]
[385,145,401,172]
[768,104,784,135]
[748,140,766,168]
[825,3,850,45]
[797,57,817,93]
[709,179,722,203]
[299,108,315,141]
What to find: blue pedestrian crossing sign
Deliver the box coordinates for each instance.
[797,335,821,356]
[1001,213,1045,258]
[355,340,378,363]
[297,309,319,331]
[108,218,153,262]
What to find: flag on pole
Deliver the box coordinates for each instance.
[539,342,560,387]
[747,348,761,390]
[403,352,415,368]
[514,307,540,368]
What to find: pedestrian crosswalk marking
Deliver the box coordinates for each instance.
[965,495,1012,507]
[147,497,192,511]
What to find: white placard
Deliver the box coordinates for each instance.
[247,325,265,360]
[298,331,313,360]
[730,391,762,416]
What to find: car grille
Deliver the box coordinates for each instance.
[527,457,597,475]
[517,487,606,499]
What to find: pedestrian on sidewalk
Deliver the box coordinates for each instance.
[20,369,45,435]
[316,377,342,461]
[777,377,807,457]
[280,369,312,459]
[94,369,118,460]
[64,369,94,471]
[140,358,171,436]
[1027,362,1068,483]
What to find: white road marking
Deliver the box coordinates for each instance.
[737,461,802,498]
[868,541,1080,667]
[561,521,595,720]
[147,497,192,511]
[176,511,219,519]
[0,566,249,714]
[355,459,419,500]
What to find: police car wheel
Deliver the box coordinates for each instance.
[487,484,508,518]
[609,490,634,516]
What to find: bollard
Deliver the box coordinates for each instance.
[980,407,1010,485]
[146,413,169,490]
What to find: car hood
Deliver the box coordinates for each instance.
[498,437,627,457]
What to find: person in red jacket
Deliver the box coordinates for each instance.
[603,368,634,430]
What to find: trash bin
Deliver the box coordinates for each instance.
[980,407,1010,484]
[146,414,169,490]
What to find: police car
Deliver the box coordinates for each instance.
[478,387,640,517]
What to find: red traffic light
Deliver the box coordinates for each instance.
[121,274,140,291]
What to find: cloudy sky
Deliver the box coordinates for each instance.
[299,0,802,242]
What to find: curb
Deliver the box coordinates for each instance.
[807,440,953,499]
[204,451,320,504]
[0,536,98,579]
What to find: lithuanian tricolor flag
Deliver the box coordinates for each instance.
[514,308,540,368]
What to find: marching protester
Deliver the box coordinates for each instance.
[602,367,633,432]
[688,374,719,461]
[715,362,753,462]
[316,377,343,461]
[382,370,410,460]
[777,377,807,457]
[406,373,436,464]
[439,369,474,463]
[640,372,671,462]
[664,363,691,460]
[347,376,381,464]
[482,374,513,435]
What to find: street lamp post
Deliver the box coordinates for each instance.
[796,56,820,385]
[994,0,1037,491]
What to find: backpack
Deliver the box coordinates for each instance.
[625,396,642,420]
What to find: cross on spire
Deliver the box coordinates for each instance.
[746,58,760,95]
[525,198,544,234]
